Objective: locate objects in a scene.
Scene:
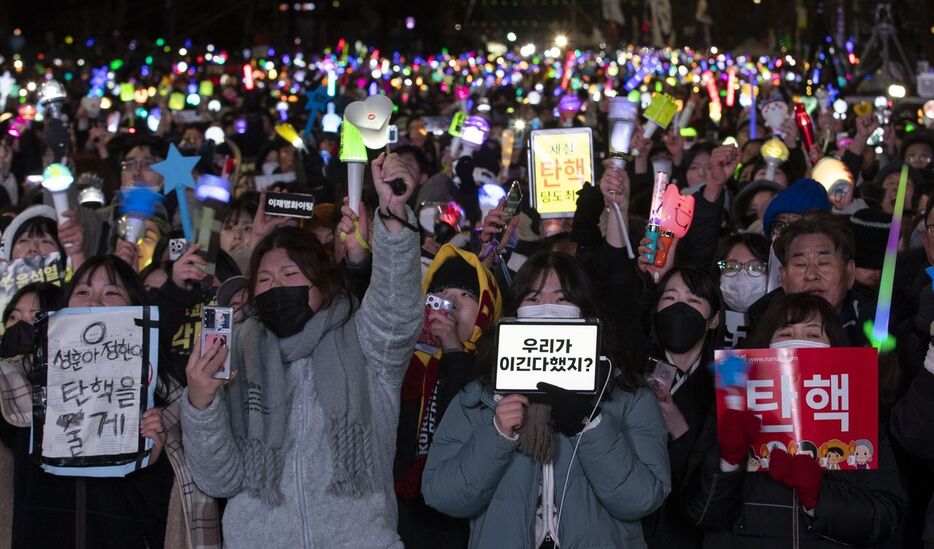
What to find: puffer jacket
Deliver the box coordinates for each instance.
[422,381,671,548]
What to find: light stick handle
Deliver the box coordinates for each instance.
[765,161,777,182]
[610,202,635,259]
[653,231,675,268]
[642,121,659,140]
[176,188,193,242]
[347,162,364,216]
[645,223,661,263]
[51,192,70,224]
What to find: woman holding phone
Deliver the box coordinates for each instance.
[181,153,423,548]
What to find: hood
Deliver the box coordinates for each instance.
[422,243,502,350]
[0,205,57,261]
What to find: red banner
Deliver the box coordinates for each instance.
[714,347,878,472]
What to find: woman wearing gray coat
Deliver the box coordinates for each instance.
[180,154,423,549]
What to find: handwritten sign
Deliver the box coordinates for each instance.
[0,253,64,329]
[494,319,601,393]
[528,128,594,218]
[33,307,159,477]
[715,347,878,472]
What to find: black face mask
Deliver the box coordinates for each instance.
[254,285,315,338]
[654,301,708,354]
[0,321,35,358]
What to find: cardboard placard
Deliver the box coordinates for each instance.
[33,307,159,477]
[528,128,594,218]
[714,347,879,472]
[263,192,316,219]
[494,319,601,394]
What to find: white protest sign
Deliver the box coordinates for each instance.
[494,320,600,393]
[36,307,158,477]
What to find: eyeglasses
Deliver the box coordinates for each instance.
[907,153,932,167]
[718,259,767,277]
[120,157,157,172]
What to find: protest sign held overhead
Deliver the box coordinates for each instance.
[528,128,594,218]
[32,307,159,477]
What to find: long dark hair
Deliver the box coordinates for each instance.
[64,255,148,307]
[743,292,849,348]
[247,226,350,311]
[652,266,724,360]
[477,251,641,392]
[2,282,64,324]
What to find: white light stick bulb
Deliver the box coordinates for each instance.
[41,163,74,224]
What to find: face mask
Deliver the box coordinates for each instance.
[720,271,767,313]
[0,321,34,358]
[261,161,279,175]
[769,339,830,349]
[655,301,708,354]
[254,285,315,338]
[517,304,581,319]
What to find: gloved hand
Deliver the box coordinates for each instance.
[453,155,475,189]
[536,382,599,436]
[571,182,605,247]
[767,449,823,509]
[718,408,760,466]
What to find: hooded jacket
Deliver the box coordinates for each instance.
[394,245,500,548]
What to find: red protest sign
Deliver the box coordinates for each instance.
[714,347,878,472]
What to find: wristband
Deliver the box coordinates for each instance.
[377,207,420,233]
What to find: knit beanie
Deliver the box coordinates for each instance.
[427,255,480,297]
[763,178,831,236]
[848,208,891,270]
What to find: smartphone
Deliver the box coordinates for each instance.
[201,306,233,380]
[646,357,679,397]
[502,181,523,221]
[387,124,399,144]
[418,294,454,346]
[169,238,189,261]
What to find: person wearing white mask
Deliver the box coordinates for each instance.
[422,251,671,548]
[688,293,905,548]
[716,234,770,349]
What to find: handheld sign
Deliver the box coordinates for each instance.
[263,192,316,219]
[528,128,594,218]
[0,253,64,322]
[714,347,879,472]
[33,307,159,477]
[494,319,601,394]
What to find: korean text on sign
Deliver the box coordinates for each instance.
[529,128,594,218]
[714,347,878,472]
[495,321,600,393]
[37,307,158,475]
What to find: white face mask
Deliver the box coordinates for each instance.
[261,161,279,175]
[517,304,581,319]
[720,271,767,313]
[769,339,830,349]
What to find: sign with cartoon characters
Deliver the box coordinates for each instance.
[714,347,879,472]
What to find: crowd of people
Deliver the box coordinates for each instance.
[0,33,932,549]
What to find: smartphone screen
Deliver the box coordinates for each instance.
[201,306,233,380]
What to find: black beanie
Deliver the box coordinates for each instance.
[848,208,891,270]
[428,255,480,297]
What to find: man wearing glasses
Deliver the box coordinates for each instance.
[120,137,167,191]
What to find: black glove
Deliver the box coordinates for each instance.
[453,155,475,189]
[571,182,605,248]
[536,382,600,436]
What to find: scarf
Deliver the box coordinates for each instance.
[227,295,375,505]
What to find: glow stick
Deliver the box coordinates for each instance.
[644,171,669,263]
[726,68,736,107]
[560,51,575,90]
[864,165,908,352]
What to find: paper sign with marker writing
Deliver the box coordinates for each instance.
[714,347,878,472]
[494,320,600,393]
[33,307,159,477]
[528,128,594,218]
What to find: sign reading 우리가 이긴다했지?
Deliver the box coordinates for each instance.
[33,307,159,477]
[494,319,601,394]
[714,347,878,472]
[529,128,594,218]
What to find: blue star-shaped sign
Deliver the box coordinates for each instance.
[305,86,328,115]
[151,143,199,240]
